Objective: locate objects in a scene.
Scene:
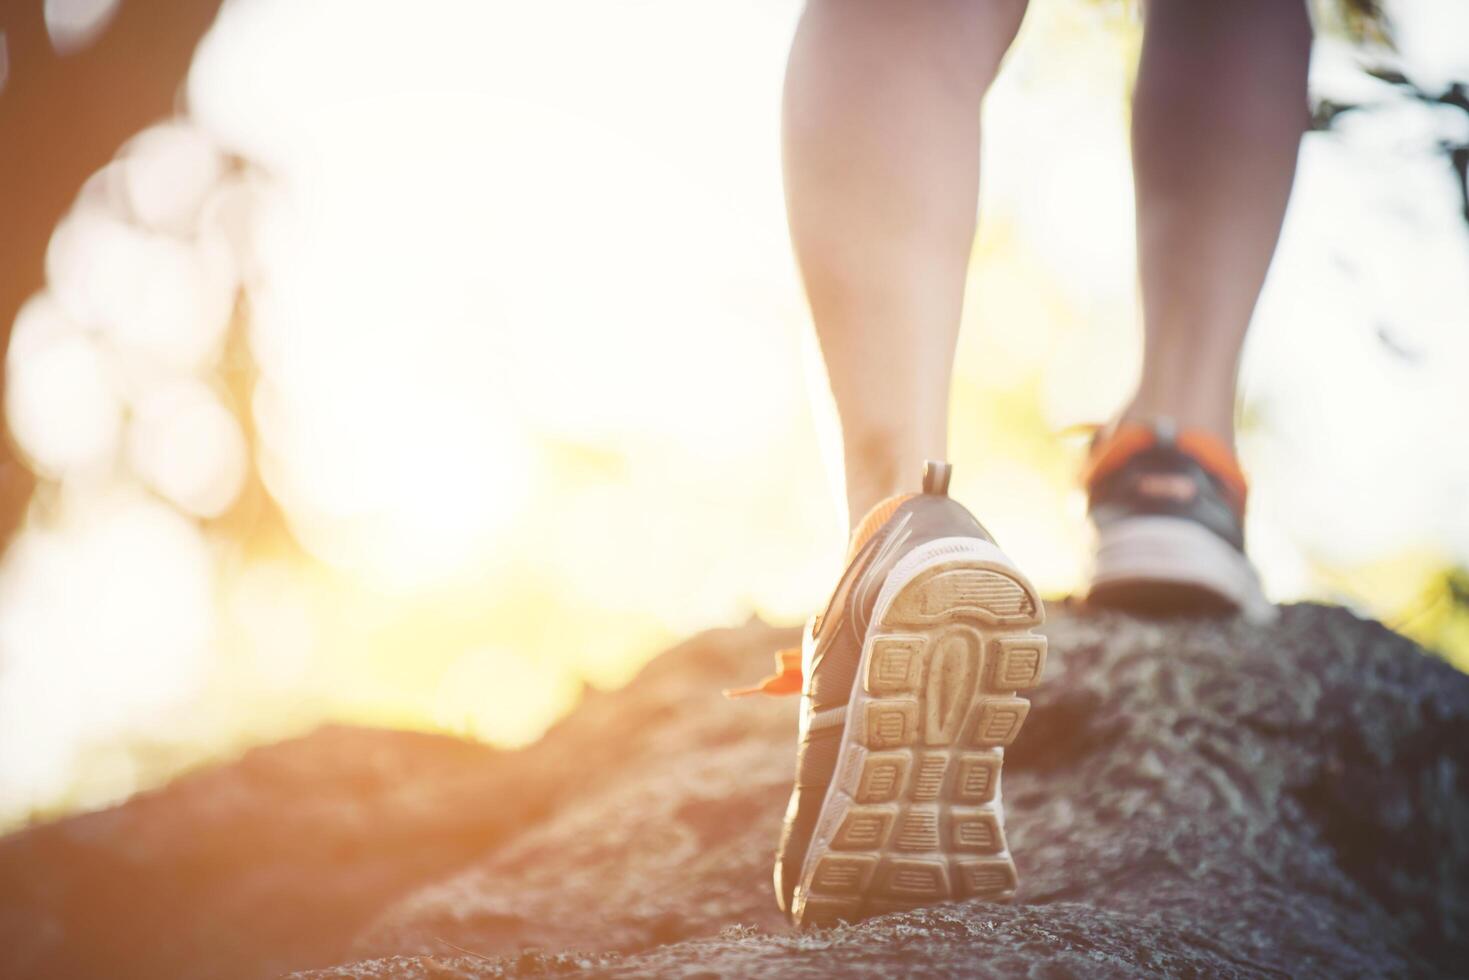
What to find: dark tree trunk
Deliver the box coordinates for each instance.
[0,0,226,540]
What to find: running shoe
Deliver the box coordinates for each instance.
[1084,418,1272,621]
[734,461,1046,927]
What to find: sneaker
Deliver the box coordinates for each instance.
[1084,418,1272,621]
[735,461,1046,927]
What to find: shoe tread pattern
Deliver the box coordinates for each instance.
[796,558,1044,926]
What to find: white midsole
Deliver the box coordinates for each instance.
[873,537,1024,629]
[1090,515,1275,624]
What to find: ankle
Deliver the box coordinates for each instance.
[845,480,909,539]
[1116,400,1236,452]
[841,425,941,533]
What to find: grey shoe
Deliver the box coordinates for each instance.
[1084,419,1273,623]
[773,461,1046,927]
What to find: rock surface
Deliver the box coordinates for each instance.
[2,604,1467,978]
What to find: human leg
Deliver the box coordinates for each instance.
[784,0,1028,529]
[1127,0,1312,443]
[1086,0,1311,618]
[765,0,1046,928]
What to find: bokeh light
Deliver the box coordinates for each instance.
[435,647,581,747]
[122,122,227,236]
[0,487,213,814]
[45,203,237,374]
[126,378,248,518]
[6,294,123,479]
[44,0,122,55]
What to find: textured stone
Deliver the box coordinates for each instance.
[2,606,1466,978]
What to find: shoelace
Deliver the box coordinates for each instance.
[720,487,931,701]
[722,645,803,699]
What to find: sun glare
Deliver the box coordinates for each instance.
[0,488,213,813]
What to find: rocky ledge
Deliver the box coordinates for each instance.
[2,603,1466,978]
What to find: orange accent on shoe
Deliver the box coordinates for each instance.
[1176,430,1249,504]
[724,646,803,699]
[848,493,918,561]
[727,494,916,700]
[1080,423,1155,490]
[1083,422,1248,506]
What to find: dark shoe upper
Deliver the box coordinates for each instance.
[773,462,997,916]
[1082,418,1268,616]
[1085,418,1247,551]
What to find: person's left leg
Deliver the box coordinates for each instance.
[1086,0,1312,617]
[1126,0,1312,445]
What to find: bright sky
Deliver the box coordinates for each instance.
[1,0,1466,827]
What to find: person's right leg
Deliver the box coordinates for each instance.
[767,0,1046,929]
[784,0,1027,531]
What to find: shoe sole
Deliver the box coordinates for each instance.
[1089,515,1274,624]
[792,538,1046,928]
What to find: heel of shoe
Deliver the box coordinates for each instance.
[1089,515,1274,623]
[794,543,1044,927]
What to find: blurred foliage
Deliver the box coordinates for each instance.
[1306,9,1469,674]
[1401,569,1469,672]
[1330,0,1391,45]
[1315,72,1469,223]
